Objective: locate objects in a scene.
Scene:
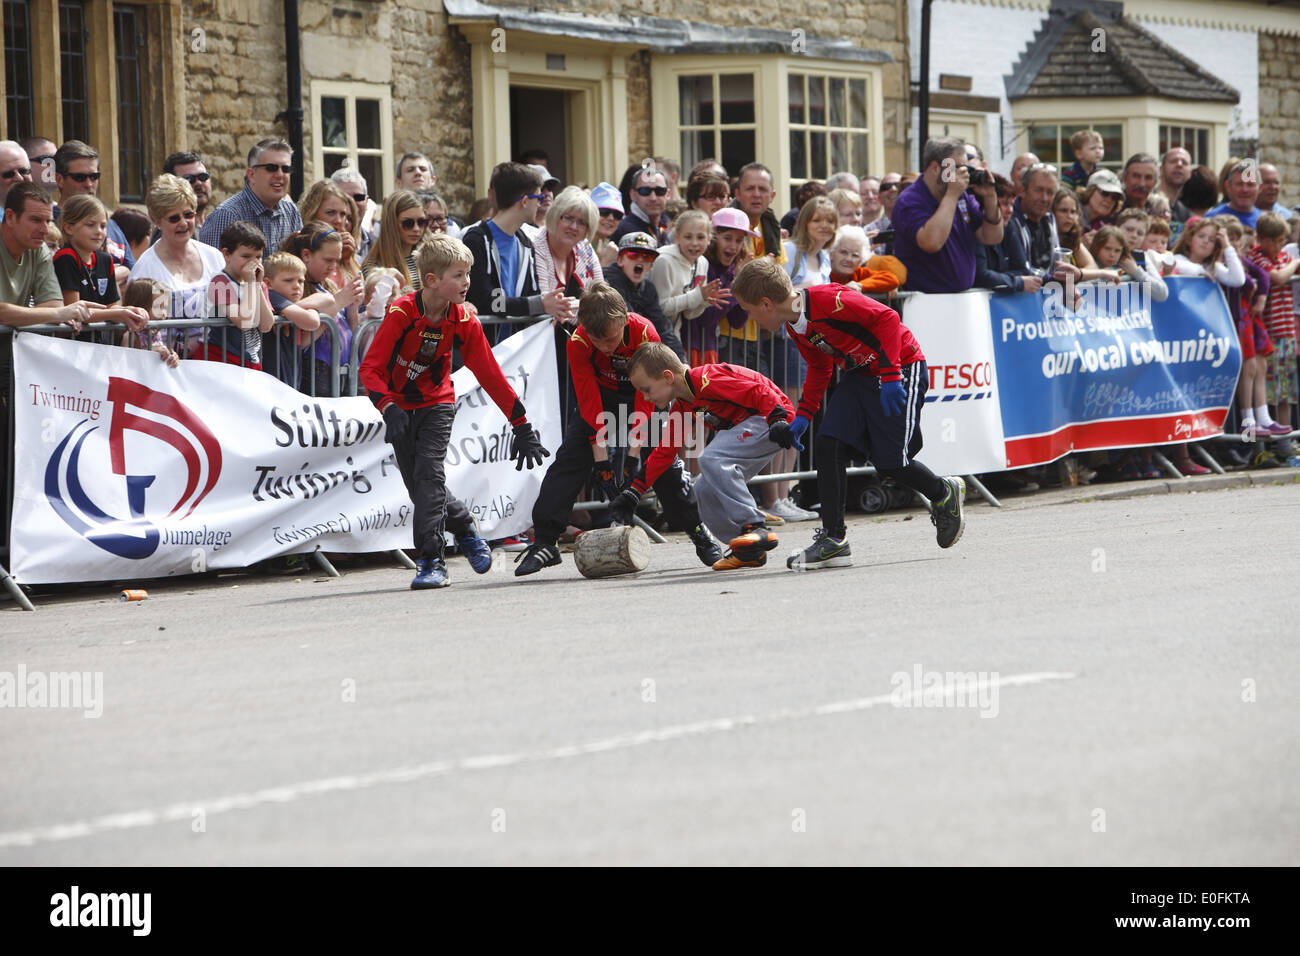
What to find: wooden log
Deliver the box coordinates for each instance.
[574,526,651,578]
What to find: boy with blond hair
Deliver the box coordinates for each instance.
[360,233,551,588]
[1062,129,1104,190]
[731,257,966,569]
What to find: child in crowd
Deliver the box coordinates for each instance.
[1143,217,1173,260]
[1247,213,1300,455]
[1113,209,1169,301]
[603,232,686,359]
[685,209,752,367]
[44,223,62,254]
[731,257,965,569]
[513,282,723,577]
[120,278,181,367]
[650,209,725,346]
[282,222,364,396]
[1214,219,1276,444]
[359,234,550,589]
[590,181,624,270]
[259,251,322,389]
[362,266,405,325]
[194,221,274,370]
[827,225,907,292]
[619,342,800,571]
[1062,129,1104,190]
[1171,218,1245,286]
[53,195,122,307]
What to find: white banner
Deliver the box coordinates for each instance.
[444,319,560,540]
[11,321,559,584]
[903,290,1008,476]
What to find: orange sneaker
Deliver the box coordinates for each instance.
[712,550,768,571]
[728,523,779,559]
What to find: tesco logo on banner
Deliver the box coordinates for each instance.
[40,377,223,559]
[925,362,994,404]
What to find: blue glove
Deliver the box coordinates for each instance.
[880,379,907,417]
[789,415,810,445]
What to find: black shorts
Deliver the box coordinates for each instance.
[819,361,926,470]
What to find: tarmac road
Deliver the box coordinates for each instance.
[2,477,1297,865]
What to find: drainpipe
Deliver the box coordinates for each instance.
[918,0,932,166]
[283,0,304,200]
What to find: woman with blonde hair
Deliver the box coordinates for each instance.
[298,179,361,282]
[361,189,427,291]
[128,173,225,325]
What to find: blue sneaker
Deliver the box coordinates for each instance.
[411,557,450,590]
[455,521,493,575]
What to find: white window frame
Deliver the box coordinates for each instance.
[310,80,393,201]
[1025,120,1126,174]
[787,71,873,187]
[1158,122,1212,166]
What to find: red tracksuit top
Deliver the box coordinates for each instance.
[787,284,924,421]
[568,312,658,442]
[638,363,793,489]
[360,292,526,424]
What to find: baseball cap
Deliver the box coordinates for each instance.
[711,207,760,237]
[589,181,623,215]
[1087,168,1124,196]
[617,232,659,255]
[527,164,561,191]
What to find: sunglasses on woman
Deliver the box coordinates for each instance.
[400,217,429,230]
[599,208,622,219]
[165,210,197,224]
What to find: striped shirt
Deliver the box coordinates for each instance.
[1247,247,1296,340]
[197,183,303,258]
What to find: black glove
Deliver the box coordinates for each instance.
[769,418,797,450]
[511,422,550,471]
[382,405,409,445]
[609,488,641,527]
[621,454,643,492]
[593,460,621,501]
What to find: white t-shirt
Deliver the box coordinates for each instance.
[129,240,226,319]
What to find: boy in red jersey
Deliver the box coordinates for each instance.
[731,257,965,570]
[360,234,550,589]
[621,342,802,570]
[514,282,722,576]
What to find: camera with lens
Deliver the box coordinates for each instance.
[962,164,992,187]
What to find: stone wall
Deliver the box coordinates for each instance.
[1258,30,1300,210]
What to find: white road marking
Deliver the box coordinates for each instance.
[0,671,1076,849]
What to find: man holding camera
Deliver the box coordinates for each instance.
[892,137,1003,293]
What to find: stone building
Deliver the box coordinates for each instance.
[1,0,1293,216]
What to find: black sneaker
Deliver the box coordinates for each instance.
[786,528,852,570]
[514,541,562,577]
[931,476,966,549]
[411,557,450,589]
[687,524,724,566]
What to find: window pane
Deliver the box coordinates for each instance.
[849,78,866,129]
[114,5,146,201]
[322,97,347,148]
[1093,123,1122,169]
[808,76,825,126]
[788,73,804,125]
[679,75,713,126]
[829,77,845,128]
[789,128,807,179]
[1196,129,1208,166]
[720,129,755,181]
[830,130,847,175]
[852,133,868,174]
[59,1,89,144]
[358,154,384,203]
[810,130,827,179]
[4,0,35,140]
[719,74,754,124]
[681,129,711,171]
[1029,123,1058,165]
[356,99,381,150]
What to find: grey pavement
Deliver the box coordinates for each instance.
[1,474,1298,865]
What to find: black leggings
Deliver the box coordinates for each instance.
[815,434,946,539]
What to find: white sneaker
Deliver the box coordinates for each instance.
[772,496,819,522]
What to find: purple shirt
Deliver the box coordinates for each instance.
[891,180,986,293]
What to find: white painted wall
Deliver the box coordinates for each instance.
[1133,19,1258,140]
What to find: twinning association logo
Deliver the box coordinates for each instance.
[42,377,222,559]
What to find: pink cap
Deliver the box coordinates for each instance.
[711,207,760,237]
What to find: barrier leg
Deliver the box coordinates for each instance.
[1192,443,1226,475]
[0,562,35,611]
[312,551,341,578]
[631,514,668,544]
[1152,450,1184,479]
[392,549,417,570]
[964,474,1002,508]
